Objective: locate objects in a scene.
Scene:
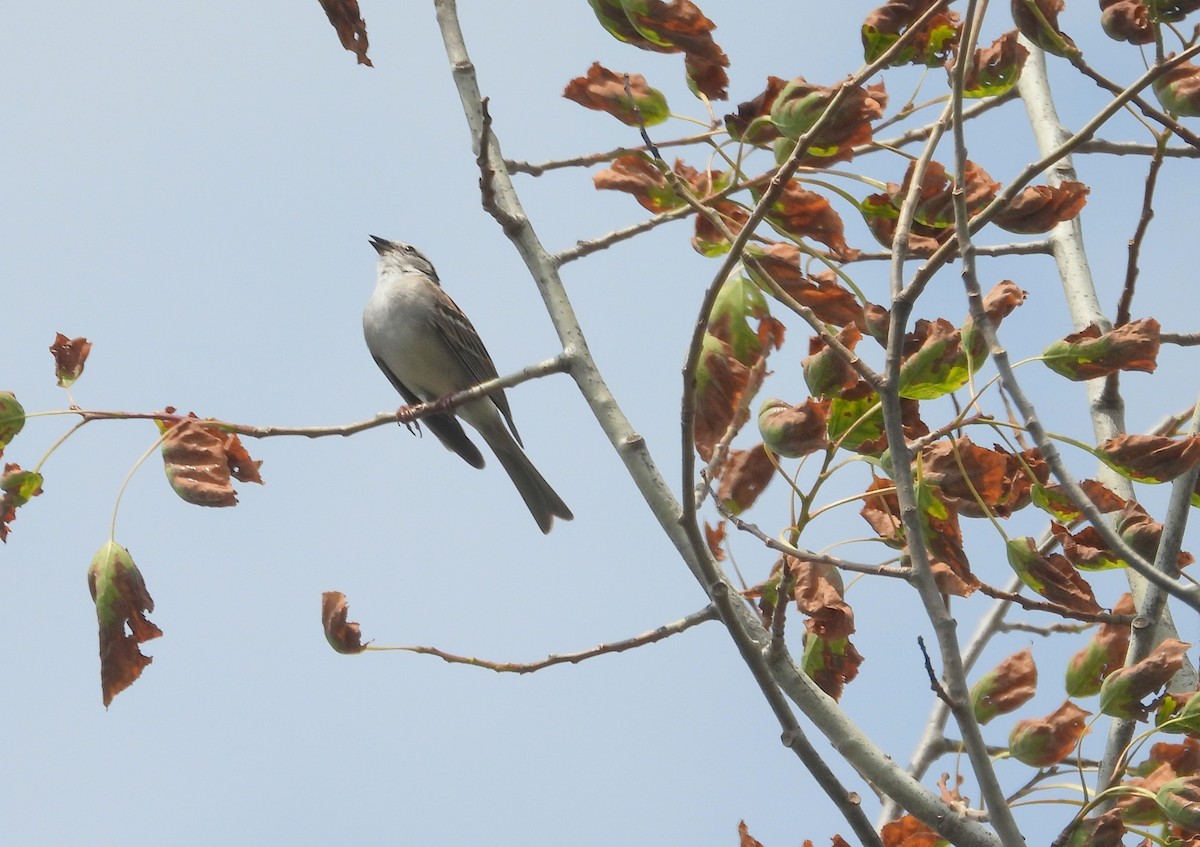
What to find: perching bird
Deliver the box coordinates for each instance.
[362,235,573,533]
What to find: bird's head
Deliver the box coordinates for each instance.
[368,235,439,282]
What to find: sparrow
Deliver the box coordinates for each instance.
[363,236,573,533]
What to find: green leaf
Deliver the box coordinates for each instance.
[0,392,25,451]
[1156,776,1200,831]
[709,271,772,365]
[827,390,884,454]
[898,320,973,400]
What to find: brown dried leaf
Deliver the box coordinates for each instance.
[757,398,829,459]
[321,591,367,654]
[921,437,1046,518]
[752,243,870,328]
[787,556,854,639]
[1009,700,1091,766]
[592,0,729,99]
[994,181,1089,233]
[693,200,750,255]
[972,647,1037,724]
[88,541,163,707]
[724,76,788,145]
[593,153,684,213]
[317,0,372,67]
[1011,0,1077,57]
[1119,503,1195,568]
[881,814,942,847]
[1067,593,1134,697]
[861,477,978,594]
[1100,0,1154,44]
[563,63,668,126]
[704,520,726,561]
[1006,536,1103,613]
[693,335,751,462]
[737,820,766,847]
[761,183,857,260]
[1098,434,1200,484]
[1101,638,1193,720]
[49,332,92,388]
[863,1,962,67]
[160,412,265,507]
[959,29,1028,96]
[717,444,776,513]
[804,632,863,700]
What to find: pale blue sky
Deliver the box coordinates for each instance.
[3,3,1195,846]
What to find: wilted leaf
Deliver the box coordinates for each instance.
[802,631,863,700]
[717,444,776,513]
[1155,57,1200,117]
[1100,0,1154,44]
[693,334,751,461]
[898,318,972,400]
[861,191,948,256]
[803,325,862,398]
[960,279,1028,362]
[862,477,977,594]
[587,0,730,100]
[159,413,265,507]
[1061,809,1126,847]
[971,647,1037,724]
[1067,593,1134,697]
[960,30,1028,98]
[1005,537,1103,613]
[1097,434,1200,483]
[49,333,93,389]
[692,200,750,256]
[1100,638,1193,719]
[737,820,765,847]
[88,540,162,707]
[758,398,829,459]
[317,0,372,67]
[0,463,44,542]
[880,814,942,847]
[862,0,960,67]
[755,181,857,260]
[1009,700,1091,766]
[1031,478,1128,522]
[564,62,670,126]
[0,392,26,456]
[704,520,726,560]
[922,437,1046,518]
[787,556,854,640]
[749,243,871,328]
[1118,502,1195,569]
[764,78,888,165]
[725,76,789,145]
[1156,775,1200,830]
[994,180,1089,233]
[1118,761,1177,824]
[321,591,367,654]
[1042,318,1160,381]
[1050,523,1125,571]
[593,153,686,212]
[1011,0,1077,57]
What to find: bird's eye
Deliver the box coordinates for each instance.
[404,245,417,254]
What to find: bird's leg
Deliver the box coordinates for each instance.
[393,405,424,437]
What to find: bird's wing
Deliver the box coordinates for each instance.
[372,354,485,468]
[433,290,524,448]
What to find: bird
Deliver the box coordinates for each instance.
[362,235,573,533]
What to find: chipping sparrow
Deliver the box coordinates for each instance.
[363,236,573,533]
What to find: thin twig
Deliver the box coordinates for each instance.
[506,130,722,176]
[378,605,719,672]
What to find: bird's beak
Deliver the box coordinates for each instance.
[368,235,393,255]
